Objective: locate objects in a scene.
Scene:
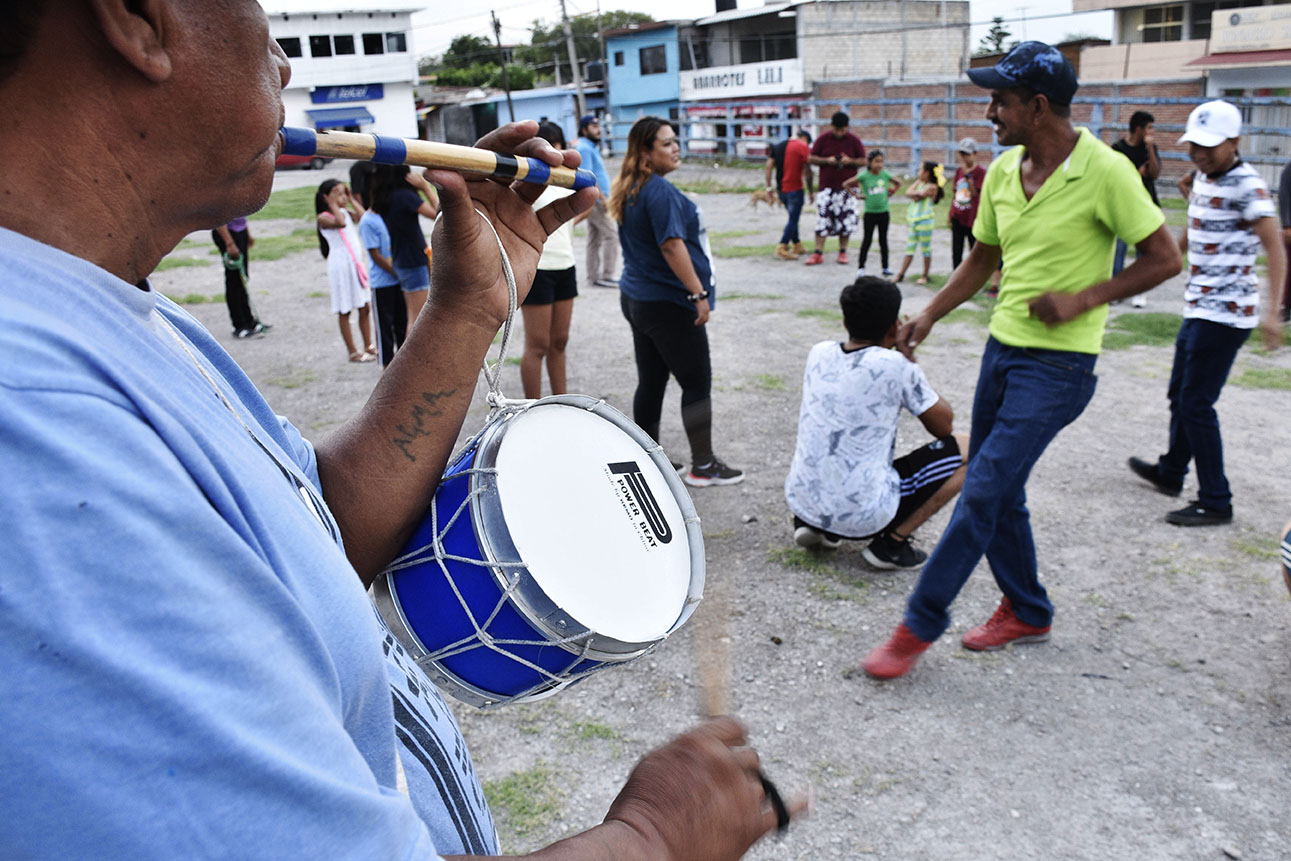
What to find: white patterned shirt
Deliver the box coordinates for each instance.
[1184,161,1277,328]
[784,342,940,538]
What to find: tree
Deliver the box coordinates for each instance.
[974,16,1014,57]
[441,34,496,70]
[514,10,653,83]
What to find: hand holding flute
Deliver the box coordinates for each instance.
[280,126,598,190]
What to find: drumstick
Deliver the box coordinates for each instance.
[693,573,791,833]
[279,127,597,190]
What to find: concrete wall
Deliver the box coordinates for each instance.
[282,81,417,139]
[798,0,969,83]
[1081,41,1209,81]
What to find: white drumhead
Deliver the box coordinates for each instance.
[494,404,692,643]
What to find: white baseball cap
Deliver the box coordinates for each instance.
[957,138,977,154]
[1178,100,1241,147]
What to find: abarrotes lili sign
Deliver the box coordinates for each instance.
[680,58,804,101]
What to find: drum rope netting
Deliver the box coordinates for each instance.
[383,207,672,706]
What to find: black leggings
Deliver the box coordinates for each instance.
[371,285,407,366]
[859,212,890,270]
[620,293,713,464]
[211,228,256,332]
[951,220,976,269]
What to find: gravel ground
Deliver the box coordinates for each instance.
[153,161,1291,860]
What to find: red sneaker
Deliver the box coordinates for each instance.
[804,252,824,265]
[836,251,849,265]
[960,598,1050,651]
[861,624,932,680]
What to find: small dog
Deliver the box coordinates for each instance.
[749,188,779,211]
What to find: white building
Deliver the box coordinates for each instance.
[261,1,420,138]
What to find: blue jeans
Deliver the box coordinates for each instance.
[1157,318,1249,511]
[779,190,804,245]
[1112,238,1128,276]
[904,338,1098,642]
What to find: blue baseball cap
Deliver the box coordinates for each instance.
[967,41,1078,106]
[579,114,598,130]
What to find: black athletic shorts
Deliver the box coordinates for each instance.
[524,266,578,306]
[792,434,962,542]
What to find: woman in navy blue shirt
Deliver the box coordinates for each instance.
[609,117,742,487]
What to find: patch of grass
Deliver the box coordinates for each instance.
[1230,533,1279,561]
[505,357,522,366]
[769,546,837,576]
[940,306,993,328]
[710,229,761,240]
[265,370,319,390]
[703,529,736,540]
[164,292,223,305]
[483,762,562,842]
[156,256,214,272]
[249,185,318,221]
[796,308,843,322]
[711,242,780,259]
[1231,367,1291,390]
[307,290,328,299]
[568,721,620,742]
[242,227,322,261]
[752,373,785,390]
[720,291,784,301]
[672,179,764,194]
[174,238,206,250]
[1101,312,1181,351]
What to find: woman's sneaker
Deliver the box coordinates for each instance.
[862,533,927,570]
[684,458,744,487]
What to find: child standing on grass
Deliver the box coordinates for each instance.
[315,179,375,363]
[895,161,944,286]
[844,150,900,277]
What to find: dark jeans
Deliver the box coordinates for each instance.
[1157,318,1249,511]
[950,219,976,270]
[211,228,256,333]
[778,190,804,245]
[904,338,1098,642]
[372,284,407,367]
[620,293,713,464]
[859,212,890,270]
[1112,238,1128,276]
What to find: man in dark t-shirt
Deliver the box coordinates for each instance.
[805,111,865,265]
[1111,111,1162,285]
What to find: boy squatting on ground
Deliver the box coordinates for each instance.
[784,276,968,570]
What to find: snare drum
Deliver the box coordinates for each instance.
[373,395,704,708]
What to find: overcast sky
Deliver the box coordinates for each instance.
[409,0,1113,61]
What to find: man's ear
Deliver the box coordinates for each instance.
[88,0,172,82]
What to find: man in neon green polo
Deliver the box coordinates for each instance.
[862,42,1182,680]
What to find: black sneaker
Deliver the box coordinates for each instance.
[862,533,928,570]
[1127,456,1182,497]
[684,458,744,487]
[1166,500,1232,526]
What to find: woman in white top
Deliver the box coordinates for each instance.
[315,179,374,363]
[519,122,589,398]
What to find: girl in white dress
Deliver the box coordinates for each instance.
[315,180,374,362]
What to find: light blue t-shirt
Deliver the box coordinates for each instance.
[359,210,401,289]
[0,227,496,858]
[576,136,611,195]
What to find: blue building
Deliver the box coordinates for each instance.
[604,23,682,145]
[467,84,606,146]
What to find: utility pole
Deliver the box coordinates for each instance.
[491,10,515,122]
[559,0,587,120]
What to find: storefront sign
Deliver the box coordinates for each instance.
[1212,5,1291,53]
[311,84,384,104]
[680,59,804,101]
